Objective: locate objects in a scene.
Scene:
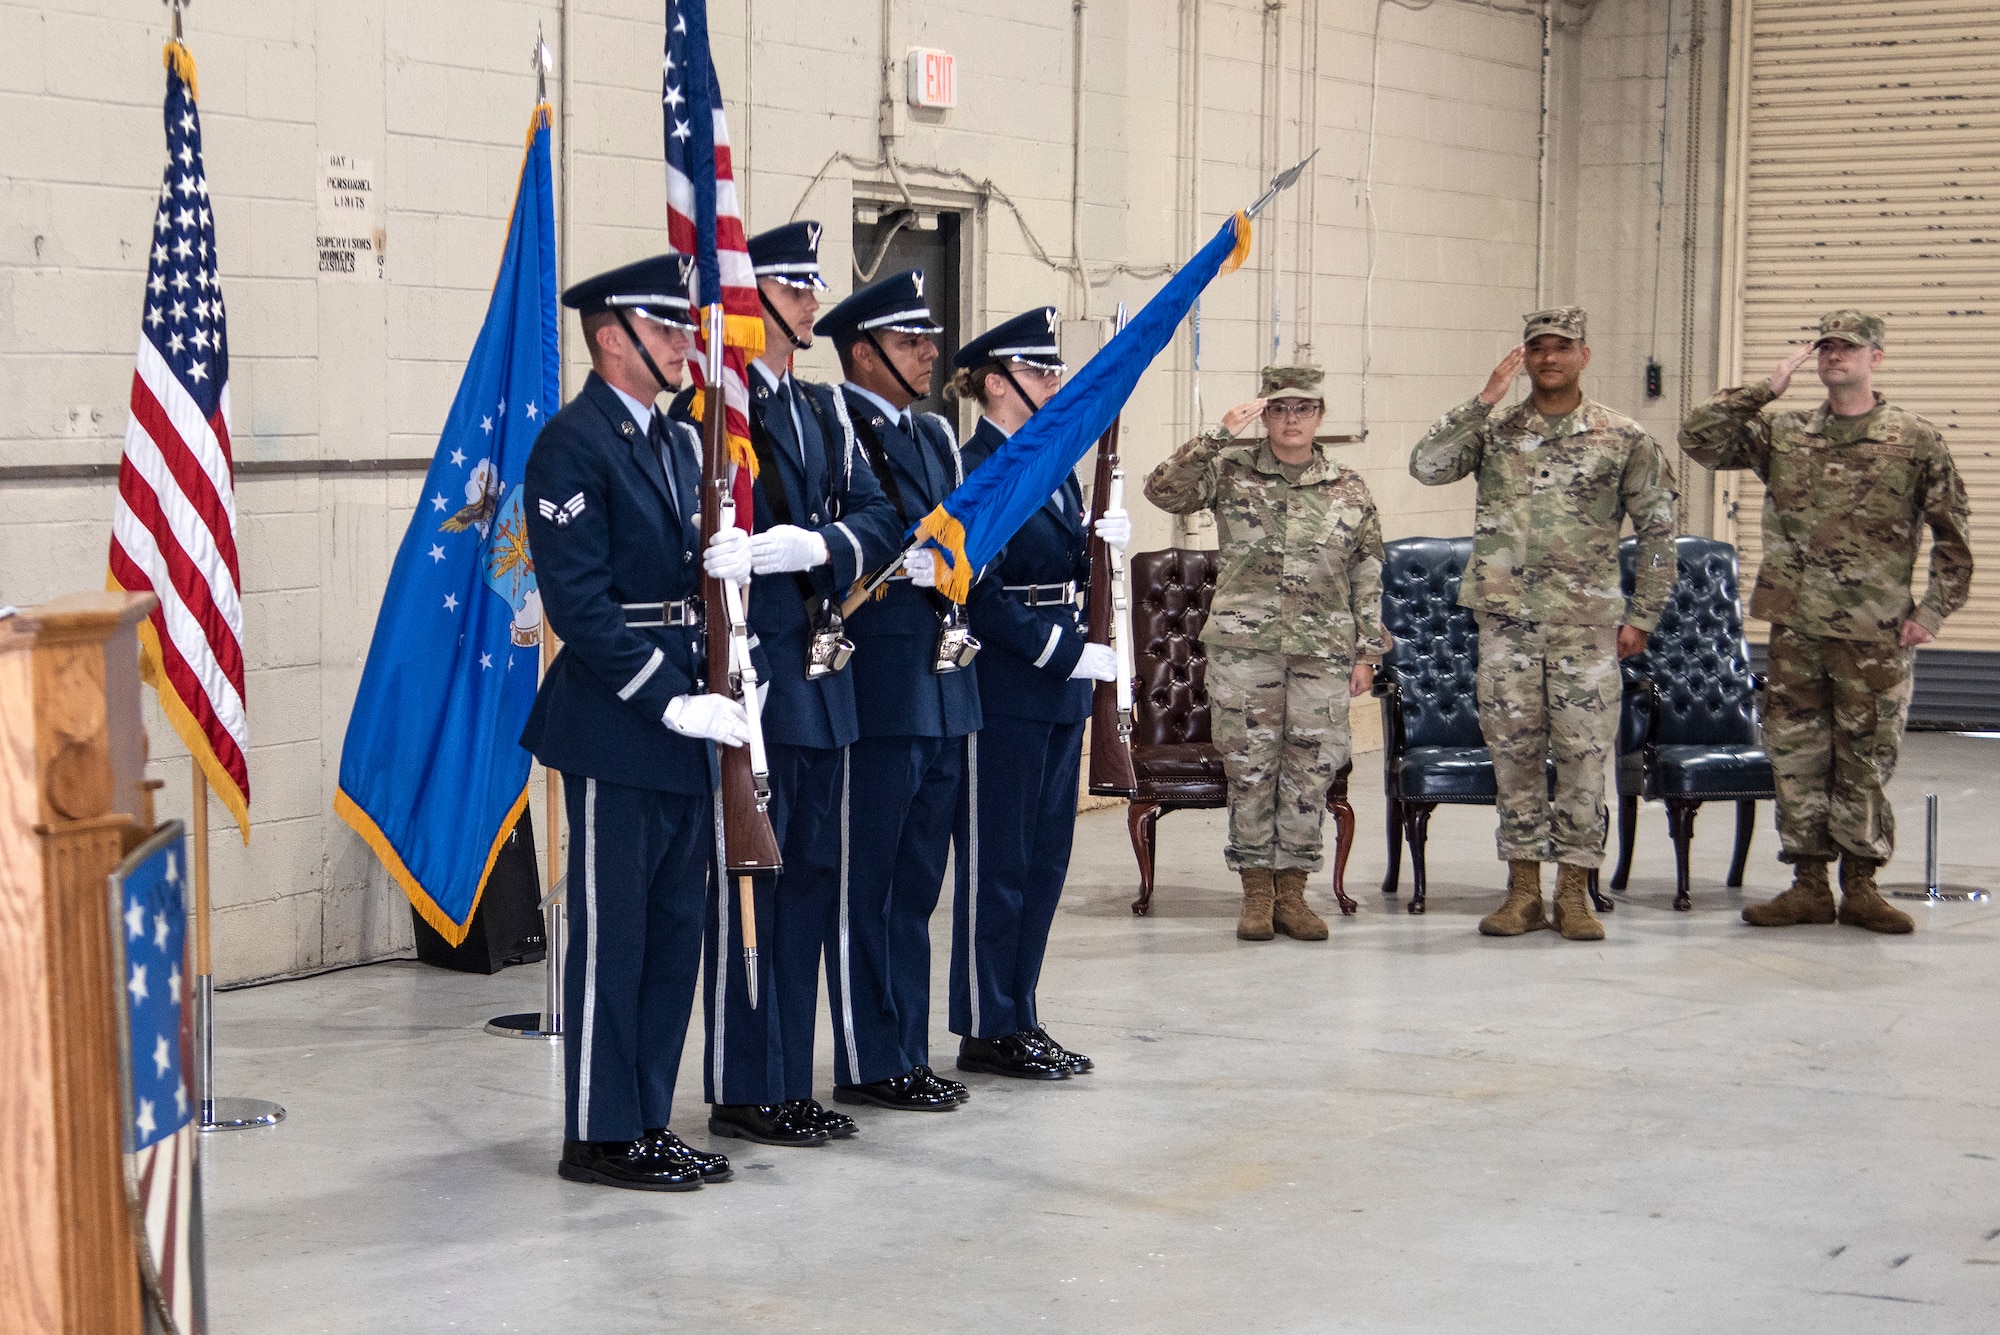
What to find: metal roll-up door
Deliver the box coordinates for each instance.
[1719,0,2000,723]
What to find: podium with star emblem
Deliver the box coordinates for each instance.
[1,591,161,1334]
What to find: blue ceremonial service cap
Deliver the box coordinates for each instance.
[953,306,1065,372]
[561,253,697,328]
[813,267,942,344]
[749,221,828,290]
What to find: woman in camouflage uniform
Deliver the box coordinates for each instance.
[1144,365,1388,941]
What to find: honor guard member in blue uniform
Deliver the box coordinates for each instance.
[690,222,902,1147]
[814,269,981,1112]
[522,254,760,1191]
[947,309,1130,1081]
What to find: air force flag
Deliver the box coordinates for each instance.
[335,105,560,942]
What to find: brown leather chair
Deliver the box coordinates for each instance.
[1123,548,1354,916]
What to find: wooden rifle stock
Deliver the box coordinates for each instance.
[698,318,783,877]
[1085,416,1138,798]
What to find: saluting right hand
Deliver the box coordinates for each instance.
[1479,346,1526,405]
[1219,399,1267,436]
[1769,344,1816,397]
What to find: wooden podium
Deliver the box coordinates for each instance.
[1,592,159,1335]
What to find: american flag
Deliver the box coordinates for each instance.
[115,831,200,1335]
[110,41,249,838]
[662,0,763,511]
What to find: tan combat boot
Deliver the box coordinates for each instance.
[1836,854,1914,934]
[1271,869,1329,941]
[1741,859,1835,926]
[1551,864,1606,941]
[1236,868,1276,941]
[1478,861,1549,937]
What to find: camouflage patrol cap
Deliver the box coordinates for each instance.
[1523,306,1587,342]
[1815,309,1885,348]
[1259,364,1325,400]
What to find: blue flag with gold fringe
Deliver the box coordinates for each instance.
[335,105,559,943]
[915,212,1251,601]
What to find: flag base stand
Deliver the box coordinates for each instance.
[193,975,286,1132]
[487,878,564,1041]
[200,1097,285,1131]
[1884,793,1992,904]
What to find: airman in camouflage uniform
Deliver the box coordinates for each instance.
[1679,310,1974,934]
[1145,365,1388,942]
[1411,307,1679,941]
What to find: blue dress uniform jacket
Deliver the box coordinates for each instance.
[519,369,715,1145]
[521,372,712,795]
[949,416,1094,1040]
[841,391,985,740]
[959,417,1093,726]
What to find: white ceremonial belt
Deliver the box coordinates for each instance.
[621,599,702,628]
[1003,581,1078,607]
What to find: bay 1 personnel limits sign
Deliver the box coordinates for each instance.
[317,153,384,281]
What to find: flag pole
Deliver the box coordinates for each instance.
[192,768,284,1131]
[486,617,565,1042]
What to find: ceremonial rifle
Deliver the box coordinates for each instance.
[697,304,781,1009]
[1086,304,1138,798]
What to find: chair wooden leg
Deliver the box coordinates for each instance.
[1727,800,1757,888]
[1406,804,1434,915]
[1128,800,1162,917]
[1382,794,1403,895]
[1667,799,1697,912]
[1611,795,1638,890]
[1588,867,1614,913]
[1330,794,1357,916]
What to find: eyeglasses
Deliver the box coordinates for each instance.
[1263,400,1324,420]
[1008,362,1064,382]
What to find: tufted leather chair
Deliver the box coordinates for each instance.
[1374,537,1610,914]
[1610,535,1774,910]
[1122,549,1354,917]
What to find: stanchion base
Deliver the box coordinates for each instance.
[200,1097,286,1131]
[1886,884,1991,903]
[486,1011,560,1039]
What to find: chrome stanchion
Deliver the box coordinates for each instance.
[196,975,286,1130]
[1888,794,1990,903]
[487,875,565,1038]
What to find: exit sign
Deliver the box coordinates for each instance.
[907,48,957,109]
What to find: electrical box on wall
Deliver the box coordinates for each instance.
[907,48,957,109]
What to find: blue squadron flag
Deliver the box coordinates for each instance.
[335,105,560,943]
[111,825,201,1334]
[914,212,1252,602]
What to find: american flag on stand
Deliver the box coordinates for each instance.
[114,830,201,1335]
[662,0,763,519]
[109,41,249,839]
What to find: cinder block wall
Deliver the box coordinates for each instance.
[0,0,1696,983]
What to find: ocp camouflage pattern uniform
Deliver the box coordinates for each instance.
[1411,369,1678,868]
[1678,334,1972,867]
[1144,381,1388,873]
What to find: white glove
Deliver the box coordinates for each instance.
[1069,642,1118,681]
[1094,508,1132,554]
[663,693,750,747]
[750,524,830,574]
[702,526,753,583]
[905,548,938,589]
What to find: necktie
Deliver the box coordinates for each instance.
[650,416,693,546]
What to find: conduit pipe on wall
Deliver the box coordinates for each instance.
[1072,0,1089,319]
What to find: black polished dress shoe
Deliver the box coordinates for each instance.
[832,1070,960,1111]
[956,1034,1069,1081]
[784,1098,857,1139]
[708,1103,829,1147]
[558,1137,704,1191]
[644,1128,733,1182]
[914,1063,973,1101]
[1025,1026,1093,1073]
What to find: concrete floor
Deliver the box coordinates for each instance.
[203,734,2000,1333]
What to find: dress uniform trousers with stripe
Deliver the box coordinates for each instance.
[831,394,984,1086]
[950,417,1094,1039]
[678,373,900,1106]
[519,374,726,1144]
